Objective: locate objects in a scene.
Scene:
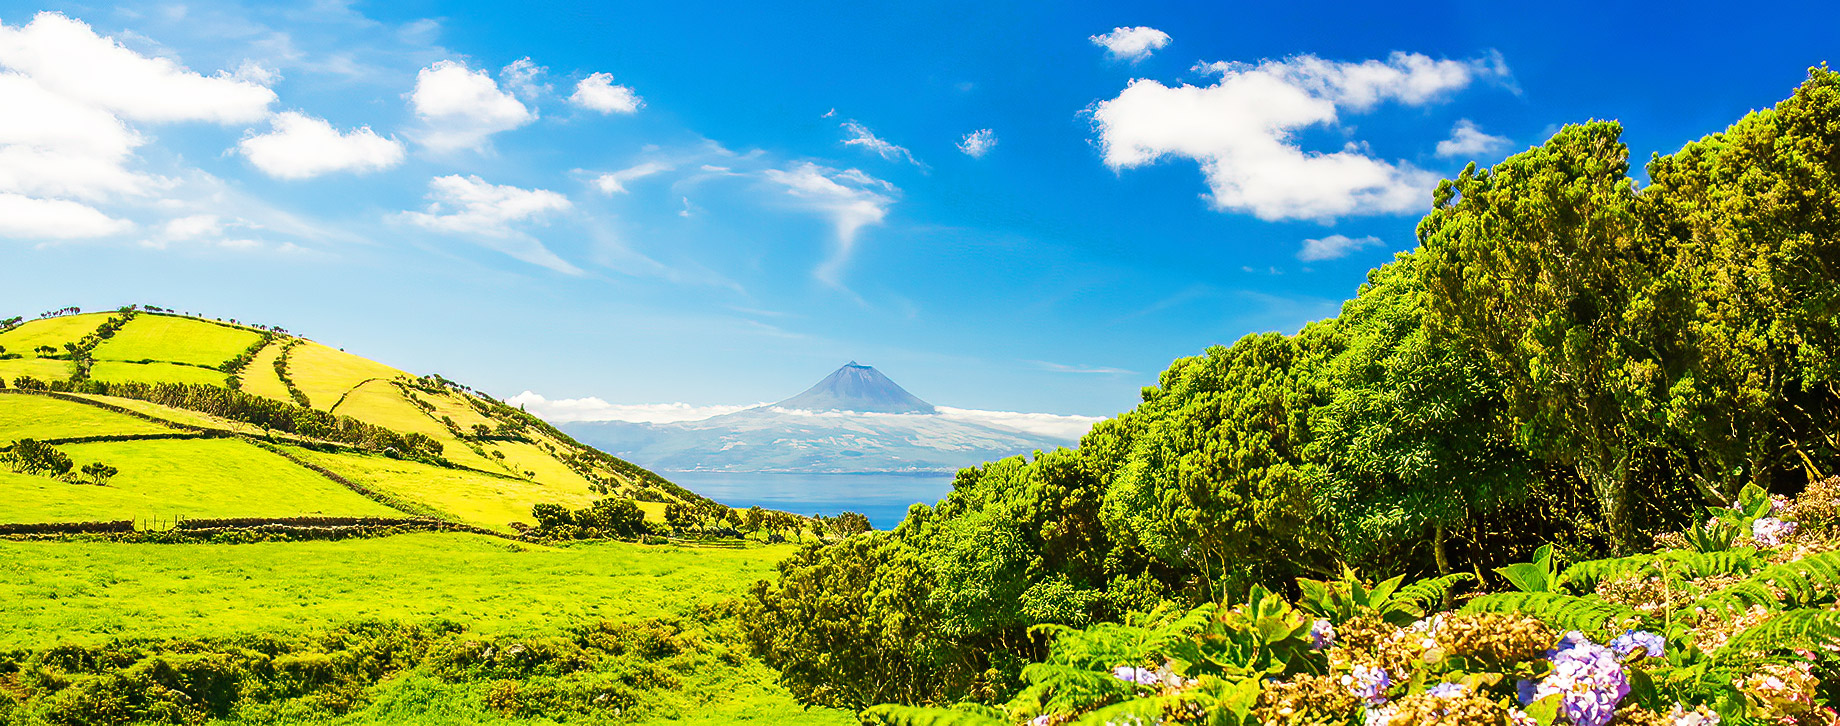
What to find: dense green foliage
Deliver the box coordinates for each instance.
[744,69,1840,712]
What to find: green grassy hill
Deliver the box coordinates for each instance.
[0,307,706,532]
[0,305,846,726]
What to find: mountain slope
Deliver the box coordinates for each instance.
[0,306,708,531]
[566,362,1077,473]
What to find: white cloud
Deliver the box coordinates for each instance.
[1297,234,1382,261]
[161,213,224,240]
[957,128,997,158]
[507,391,766,424]
[400,174,578,273]
[1092,52,1506,221]
[841,121,920,166]
[570,72,642,114]
[499,57,548,100]
[936,406,1101,441]
[1436,118,1510,158]
[591,161,671,194]
[238,111,405,179]
[1029,360,1135,375]
[0,193,132,239]
[1090,26,1171,62]
[0,12,274,124]
[409,60,534,151]
[761,162,896,286]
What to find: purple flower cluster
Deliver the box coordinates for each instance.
[1310,618,1337,651]
[1752,517,1798,547]
[1111,665,1159,686]
[1518,632,1630,726]
[1609,629,1666,660]
[1425,682,1468,698]
[1342,664,1392,705]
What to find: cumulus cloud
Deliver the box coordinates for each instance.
[957,128,997,158]
[761,162,897,286]
[410,60,534,151]
[570,72,642,114]
[841,121,920,166]
[0,192,132,239]
[1092,51,1508,221]
[591,161,671,194]
[1436,118,1510,158]
[498,57,548,100]
[238,112,404,179]
[507,391,766,424]
[1297,234,1382,261]
[0,12,283,240]
[1090,26,1171,62]
[400,174,578,273]
[0,12,275,124]
[936,406,1102,441]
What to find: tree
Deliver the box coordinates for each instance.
[3,439,73,477]
[744,506,765,534]
[1417,121,1653,550]
[80,462,119,485]
[830,511,871,537]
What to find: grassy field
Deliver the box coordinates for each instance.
[88,359,229,386]
[0,312,109,355]
[288,340,406,409]
[91,314,264,367]
[67,393,269,435]
[286,446,598,530]
[0,393,172,441]
[240,337,294,402]
[0,356,72,383]
[0,438,403,524]
[0,533,790,647]
[0,533,848,725]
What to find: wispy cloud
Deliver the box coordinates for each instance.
[1436,119,1510,158]
[841,120,922,167]
[957,128,997,158]
[507,391,768,424]
[398,174,579,273]
[761,162,897,288]
[1027,360,1135,375]
[936,406,1101,441]
[1297,234,1383,261]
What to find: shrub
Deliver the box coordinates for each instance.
[2,439,72,477]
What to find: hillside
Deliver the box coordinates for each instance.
[0,306,710,532]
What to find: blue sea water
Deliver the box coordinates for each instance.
[663,471,955,530]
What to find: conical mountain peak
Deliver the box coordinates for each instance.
[773,362,936,414]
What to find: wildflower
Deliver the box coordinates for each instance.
[1663,704,1721,726]
[1310,618,1337,651]
[1609,629,1666,660]
[1752,517,1798,547]
[1341,664,1391,705]
[1520,633,1629,726]
[1110,665,1159,686]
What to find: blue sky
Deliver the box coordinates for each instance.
[2,0,1835,430]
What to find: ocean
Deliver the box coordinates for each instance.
[661,471,956,530]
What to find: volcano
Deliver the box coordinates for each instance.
[773,362,936,414]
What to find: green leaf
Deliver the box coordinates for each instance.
[1497,562,1552,593]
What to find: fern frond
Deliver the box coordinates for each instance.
[861,704,1007,726]
[1459,592,1643,637]
[1558,549,1763,593]
[1395,573,1475,609]
[1071,694,1170,726]
[1692,551,1840,616]
[1715,609,1840,663]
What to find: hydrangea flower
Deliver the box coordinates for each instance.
[1508,708,1539,726]
[1664,704,1721,726]
[1341,664,1392,705]
[1519,633,1629,726]
[1110,665,1158,686]
[1363,705,1396,726]
[1424,682,1467,698]
[1309,618,1336,651]
[1610,629,1666,660]
[1752,517,1798,547]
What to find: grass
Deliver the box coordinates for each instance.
[288,340,407,410]
[285,446,599,530]
[0,438,403,524]
[0,393,172,442]
[484,437,598,490]
[88,359,229,386]
[0,312,109,355]
[0,533,793,648]
[91,313,264,368]
[66,393,268,435]
[240,336,294,402]
[0,357,72,383]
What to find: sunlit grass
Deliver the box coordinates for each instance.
[239,337,293,402]
[0,312,109,356]
[285,446,598,531]
[89,359,228,386]
[0,393,171,442]
[0,357,73,382]
[0,438,402,524]
[91,313,264,367]
[287,340,406,409]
